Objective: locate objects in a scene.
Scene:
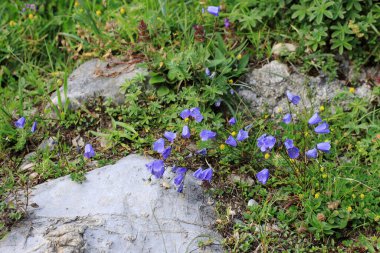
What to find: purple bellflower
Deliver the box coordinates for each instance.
[287,147,300,159]
[256,169,270,185]
[15,117,26,128]
[257,134,276,152]
[317,142,331,153]
[205,68,211,76]
[284,139,294,149]
[153,138,165,153]
[308,112,322,125]
[283,113,292,124]
[200,130,217,141]
[193,167,213,182]
[196,148,207,156]
[182,125,191,138]
[84,144,95,159]
[162,147,172,160]
[224,18,230,28]
[286,91,301,105]
[306,148,318,159]
[146,160,165,178]
[190,107,203,122]
[228,117,236,125]
[236,129,249,142]
[315,122,330,134]
[164,131,176,143]
[230,89,235,95]
[225,136,237,147]
[180,109,191,120]
[31,121,37,133]
[215,99,222,107]
[207,6,220,16]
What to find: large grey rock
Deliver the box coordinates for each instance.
[51,59,147,109]
[239,60,373,114]
[0,155,222,253]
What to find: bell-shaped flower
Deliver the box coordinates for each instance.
[306,148,318,159]
[286,91,301,105]
[146,159,165,178]
[215,99,222,107]
[236,129,249,142]
[256,169,270,185]
[205,68,211,76]
[225,136,237,147]
[190,107,203,122]
[314,122,330,134]
[162,147,172,160]
[164,131,176,143]
[84,144,95,159]
[196,148,207,156]
[153,138,165,153]
[193,167,213,182]
[31,121,37,133]
[15,117,26,128]
[287,147,300,159]
[180,109,191,120]
[228,117,236,125]
[284,139,294,149]
[200,130,216,141]
[283,113,292,124]
[308,112,322,125]
[224,18,230,28]
[207,6,220,16]
[317,142,331,153]
[257,134,276,152]
[182,125,190,138]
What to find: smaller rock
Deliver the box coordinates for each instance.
[248,199,258,207]
[19,163,35,172]
[38,137,57,151]
[29,172,38,180]
[272,43,297,56]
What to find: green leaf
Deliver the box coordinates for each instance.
[157,86,170,97]
[149,75,166,85]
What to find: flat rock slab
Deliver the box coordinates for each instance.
[0,155,222,253]
[51,59,147,109]
[239,60,373,114]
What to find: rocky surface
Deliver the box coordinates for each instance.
[0,155,222,253]
[51,58,147,109]
[239,60,373,114]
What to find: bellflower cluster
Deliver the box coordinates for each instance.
[173,167,187,192]
[200,130,217,141]
[283,113,292,124]
[256,169,270,185]
[286,91,301,105]
[283,138,300,159]
[257,134,276,152]
[193,167,213,182]
[14,116,38,133]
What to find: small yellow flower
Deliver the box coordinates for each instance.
[9,20,16,27]
[159,62,164,68]
[349,87,355,93]
[74,1,80,7]
[236,54,242,60]
[231,131,237,137]
[96,10,102,16]
[56,79,63,85]
[277,107,283,113]
[360,194,365,199]
[120,7,126,14]
[304,132,309,137]
[319,105,325,112]
[220,144,225,150]
[264,153,270,159]
[322,173,327,179]
[315,193,320,199]
[352,194,356,199]
[184,117,189,122]
[347,206,352,212]
[320,167,324,172]
[28,14,34,20]
[264,114,269,119]
[228,79,233,84]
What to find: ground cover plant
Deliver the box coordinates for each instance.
[0,0,379,251]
